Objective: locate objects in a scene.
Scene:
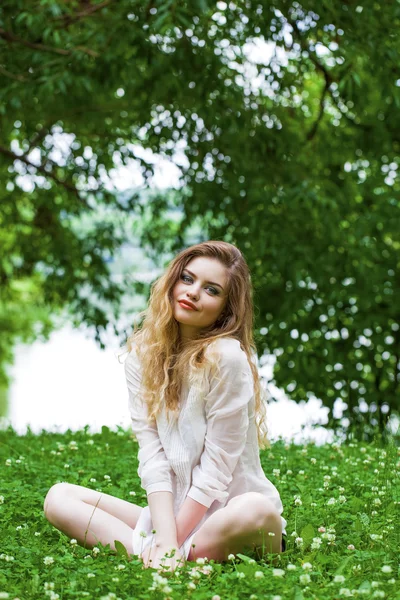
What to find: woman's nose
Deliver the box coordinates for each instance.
[187,287,200,300]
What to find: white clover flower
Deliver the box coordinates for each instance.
[347,544,355,550]
[228,553,235,560]
[92,547,100,555]
[112,577,119,582]
[196,557,206,565]
[87,439,94,445]
[302,563,312,571]
[268,531,276,537]
[371,510,378,516]
[43,556,54,565]
[189,569,201,579]
[311,538,322,550]
[90,478,97,483]
[272,596,282,600]
[16,526,23,531]
[372,591,385,598]
[294,498,303,506]
[200,565,213,575]
[295,537,303,547]
[129,491,136,496]
[370,534,381,541]
[254,571,264,579]
[318,526,326,533]
[104,475,111,480]
[334,575,346,584]
[117,564,126,570]
[291,531,298,537]
[0,594,10,599]
[44,582,55,590]
[287,563,297,570]
[273,469,281,477]
[272,569,285,577]
[70,539,77,546]
[298,470,305,475]
[0,496,4,504]
[388,578,396,584]
[299,574,311,584]
[34,532,41,537]
[310,458,317,464]
[87,573,95,578]
[187,582,196,590]
[327,498,336,506]
[5,459,12,466]
[236,572,245,579]
[339,588,352,596]
[381,565,392,574]
[48,593,59,600]
[286,470,293,475]
[212,596,221,600]
[163,586,172,594]
[339,496,347,503]
[371,582,380,588]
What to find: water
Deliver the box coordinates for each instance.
[6,325,334,445]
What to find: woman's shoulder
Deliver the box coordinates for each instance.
[122,341,141,371]
[206,336,249,369]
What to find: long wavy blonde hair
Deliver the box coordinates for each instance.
[126,240,269,449]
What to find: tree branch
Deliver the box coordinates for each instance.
[0,65,27,82]
[52,0,114,29]
[0,27,99,57]
[306,77,329,141]
[0,144,85,200]
[285,17,335,141]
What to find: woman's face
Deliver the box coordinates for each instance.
[172,256,229,340]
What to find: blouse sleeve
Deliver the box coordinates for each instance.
[124,349,174,496]
[187,338,254,508]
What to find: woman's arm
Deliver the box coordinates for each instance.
[147,491,178,544]
[175,496,208,547]
[124,350,174,497]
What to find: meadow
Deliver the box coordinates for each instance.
[0,426,398,600]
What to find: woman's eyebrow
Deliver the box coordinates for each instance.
[184,269,224,290]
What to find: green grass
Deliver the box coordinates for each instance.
[0,425,399,600]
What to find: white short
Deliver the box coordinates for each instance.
[131,506,197,561]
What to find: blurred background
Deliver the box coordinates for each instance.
[1,0,399,444]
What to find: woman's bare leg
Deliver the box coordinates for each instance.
[44,482,143,554]
[187,492,283,562]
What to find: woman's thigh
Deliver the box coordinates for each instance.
[187,492,282,562]
[44,482,143,530]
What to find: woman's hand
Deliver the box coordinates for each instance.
[141,541,185,572]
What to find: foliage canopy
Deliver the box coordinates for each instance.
[1,0,399,438]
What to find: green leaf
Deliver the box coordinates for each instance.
[114,540,130,559]
[236,553,254,563]
[294,586,304,600]
[334,556,353,575]
[300,524,315,545]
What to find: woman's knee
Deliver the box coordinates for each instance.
[43,482,72,520]
[228,493,281,532]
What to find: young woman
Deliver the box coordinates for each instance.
[44,241,287,572]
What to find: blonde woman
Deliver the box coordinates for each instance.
[44,241,287,572]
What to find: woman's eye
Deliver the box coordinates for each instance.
[181,274,192,283]
[207,286,218,295]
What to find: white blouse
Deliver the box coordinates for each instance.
[124,336,287,540]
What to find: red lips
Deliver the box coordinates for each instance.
[178,300,198,311]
